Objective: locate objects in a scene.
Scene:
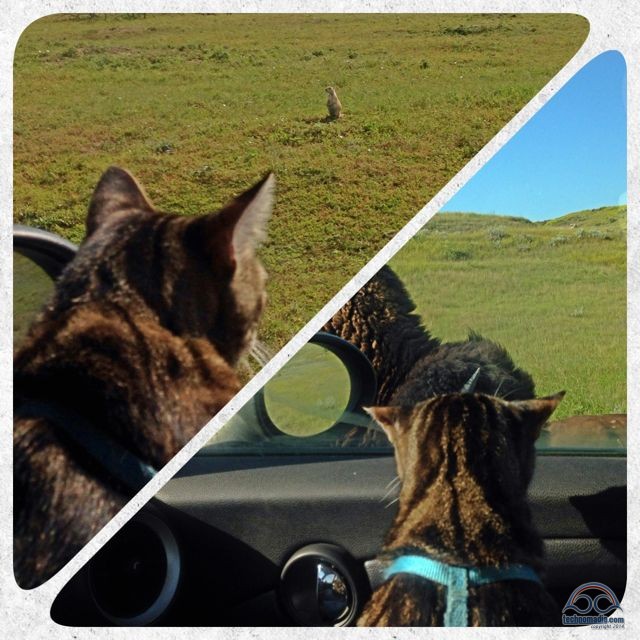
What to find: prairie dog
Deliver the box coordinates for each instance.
[326,86,342,119]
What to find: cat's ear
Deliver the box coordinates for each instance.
[214,173,274,261]
[364,405,404,443]
[87,167,155,236]
[509,391,565,439]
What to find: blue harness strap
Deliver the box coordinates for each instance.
[384,554,542,627]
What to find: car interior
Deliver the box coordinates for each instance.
[14,226,626,627]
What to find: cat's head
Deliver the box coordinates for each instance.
[366,391,564,494]
[56,166,273,364]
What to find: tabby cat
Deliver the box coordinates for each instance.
[14,166,274,588]
[359,391,563,626]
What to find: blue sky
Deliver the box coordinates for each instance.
[441,51,627,221]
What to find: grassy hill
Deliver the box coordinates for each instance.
[391,206,626,419]
[13,13,588,348]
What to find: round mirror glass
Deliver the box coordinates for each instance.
[263,343,351,437]
[13,251,55,349]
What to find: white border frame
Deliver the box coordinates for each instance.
[1,2,637,637]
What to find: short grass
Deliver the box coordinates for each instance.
[390,206,627,419]
[13,13,588,348]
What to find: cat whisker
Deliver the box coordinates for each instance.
[500,385,529,400]
[385,496,400,509]
[384,475,400,490]
[249,340,275,367]
[379,477,401,503]
[379,488,398,504]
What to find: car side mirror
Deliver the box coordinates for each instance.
[257,332,377,438]
[205,332,378,449]
[13,225,77,348]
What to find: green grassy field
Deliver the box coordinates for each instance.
[390,206,626,419]
[13,13,588,348]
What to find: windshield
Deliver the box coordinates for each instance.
[201,398,626,458]
[200,336,626,458]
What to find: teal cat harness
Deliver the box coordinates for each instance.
[384,554,542,627]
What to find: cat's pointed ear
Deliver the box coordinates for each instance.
[87,167,155,236]
[215,173,274,261]
[364,405,403,443]
[509,391,565,439]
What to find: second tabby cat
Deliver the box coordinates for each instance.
[14,167,274,588]
[359,390,563,626]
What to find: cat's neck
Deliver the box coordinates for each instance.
[15,302,240,468]
[385,479,543,568]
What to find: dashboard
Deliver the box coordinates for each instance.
[51,452,626,626]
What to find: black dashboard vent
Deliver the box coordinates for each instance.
[88,511,180,626]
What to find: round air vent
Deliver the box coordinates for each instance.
[88,511,180,626]
[280,543,370,626]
